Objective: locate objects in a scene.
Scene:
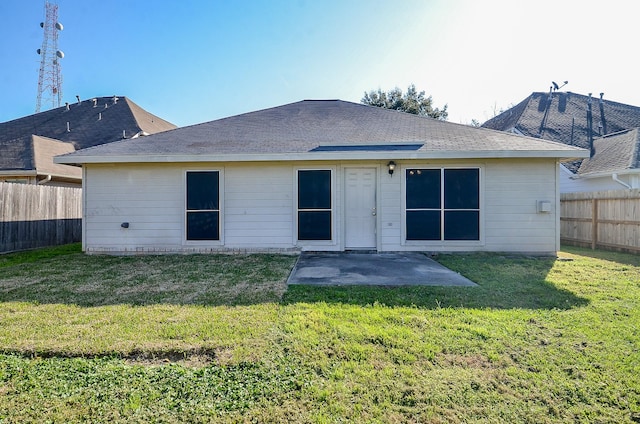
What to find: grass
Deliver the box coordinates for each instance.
[0,244,639,422]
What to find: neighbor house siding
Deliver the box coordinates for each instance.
[559,165,623,193]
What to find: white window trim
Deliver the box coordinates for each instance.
[294,166,337,248]
[401,165,485,247]
[183,169,225,246]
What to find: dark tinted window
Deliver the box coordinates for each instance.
[187,172,219,210]
[406,169,440,209]
[444,211,479,240]
[298,211,332,240]
[444,169,479,209]
[186,171,219,241]
[187,212,220,240]
[298,170,332,241]
[406,210,441,240]
[298,170,331,209]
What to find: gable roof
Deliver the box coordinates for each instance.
[56,100,588,165]
[577,128,640,176]
[481,91,640,149]
[0,135,81,180]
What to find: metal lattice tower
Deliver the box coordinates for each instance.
[35,0,64,113]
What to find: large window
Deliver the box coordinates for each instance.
[406,168,479,241]
[297,170,332,240]
[186,171,220,241]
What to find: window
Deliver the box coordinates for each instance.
[406,168,479,241]
[186,171,219,240]
[297,170,332,240]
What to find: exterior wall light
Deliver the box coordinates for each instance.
[387,161,396,176]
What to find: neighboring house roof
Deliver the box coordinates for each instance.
[56,100,588,165]
[482,91,640,148]
[482,91,640,173]
[577,128,640,176]
[0,135,81,180]
[0,96,176,180]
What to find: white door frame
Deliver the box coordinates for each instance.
[344,167,377,249]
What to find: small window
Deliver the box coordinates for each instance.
[298,170,332,240]
[406,168,480,241]
[186,171,219,240]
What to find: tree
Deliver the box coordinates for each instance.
[361,84,448,120]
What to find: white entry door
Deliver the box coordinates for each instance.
[345,167,377,249]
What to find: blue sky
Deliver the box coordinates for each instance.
[1,0,638,127]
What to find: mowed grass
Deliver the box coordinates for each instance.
[0,245,639,423]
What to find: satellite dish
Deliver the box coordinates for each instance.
[55,22,63,30]
[56,50,64,58]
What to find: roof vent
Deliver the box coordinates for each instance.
[66,121,70,132]
[113,96,118,104]
[65,102,69,111]
[98,112,102,121]
[104,102,108,109]
[92,98,97,107]
[122,130,126,139]
[76,95,80,104]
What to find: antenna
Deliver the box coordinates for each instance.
[35,1,64,113]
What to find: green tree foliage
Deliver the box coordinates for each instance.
[361,84,448,120]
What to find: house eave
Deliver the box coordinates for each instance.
[55,149,590,165]
[574,168,640,180]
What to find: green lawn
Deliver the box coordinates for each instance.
[0,244,639,423]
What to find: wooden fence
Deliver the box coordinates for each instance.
[560,189,640,253]
[0,182,82,253]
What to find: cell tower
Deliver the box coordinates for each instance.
[35,0,64,113]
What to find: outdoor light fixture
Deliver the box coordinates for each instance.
[387,161,396,176]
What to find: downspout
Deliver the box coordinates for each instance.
[612,173,631,189]
[37,174,52,185]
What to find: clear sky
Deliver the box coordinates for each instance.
[1,0,639,127]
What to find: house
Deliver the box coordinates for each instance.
[572,128,640,190]
[482,91,640,192]
[55,100,588,255]
[0,96,176,186]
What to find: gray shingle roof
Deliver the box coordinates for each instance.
[482,92,640,148]
[578,129,640,176]
[481,92,640,172]
[1,96,176,174]
[57,100,587,164]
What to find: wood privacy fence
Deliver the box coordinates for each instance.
[560,189,640,253]
[0,182,82,253]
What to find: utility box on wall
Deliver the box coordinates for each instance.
[537,200,551,213]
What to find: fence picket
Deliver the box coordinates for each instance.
[561,189,640,254]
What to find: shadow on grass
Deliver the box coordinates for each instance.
[1,245,591,310]
[283,254,590,310]
[0,246,297,307]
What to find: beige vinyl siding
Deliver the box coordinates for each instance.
[84,164,184,253]
[83,158,561,254]
[223,164,293,248]
[377,159,560,254]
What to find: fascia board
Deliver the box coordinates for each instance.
[55,149,591,165]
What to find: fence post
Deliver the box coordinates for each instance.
[591,198,598,250]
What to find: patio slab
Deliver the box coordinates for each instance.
[287,252,477,286]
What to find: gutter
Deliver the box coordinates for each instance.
[55,149,591,165]
[37,174,52,185]
[612,173,631,189]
